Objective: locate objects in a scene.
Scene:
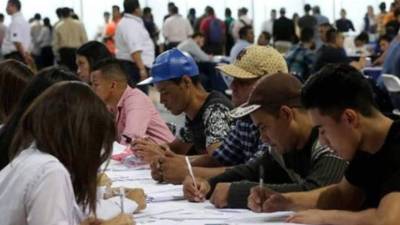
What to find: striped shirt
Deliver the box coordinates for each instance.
[212,116,266,166]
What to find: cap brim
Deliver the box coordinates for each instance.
[216,64,260,79]
[230,103,261,118]
[137,77,153,86]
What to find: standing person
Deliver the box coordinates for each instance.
[162,5,193,50]
[261,9,277,36]
[0,80,134,225]
[142,7,159,55]
[363,5,378,34]
[104,5,122,54]
[224,8,235,55]
[200,7,226,55]
[53,7,88,72]
[1,0,32,65]
[37,17,54,69]
[115,0,154,93]
[377,2,388,35]
[313,6,330,25]
[0,14,6,57]
[298,4,317,32]
[187,8,196,28]
[30,13,42,67]
[232,7,252,41]
[335,9,355,33]
[94,12,110,42]
[273,8,295,52]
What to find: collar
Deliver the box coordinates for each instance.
[124,13,143,23]
[117,86,131,110]
[11,12,22,19]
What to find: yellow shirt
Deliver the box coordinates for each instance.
[52,18,87,54]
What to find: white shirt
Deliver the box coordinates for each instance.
[37,26,52,48]
[30,20,43,55]
[162,14,193,43]
[115,14,155,68]
[232,15,252,40]
[261,19,274,34]
[177,38,210,62]
[0,146,83,225]
[1,12,31,55]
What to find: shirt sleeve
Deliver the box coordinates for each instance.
[25,163,79,225]
[203,103,232,148]
[9,22,24,43]
[191,43,210,62]
[120,91,153,143]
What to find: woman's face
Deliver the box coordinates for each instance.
[76,55,90,83]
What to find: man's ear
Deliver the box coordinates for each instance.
[181,75,192,88]
[279,105,294,122]
[342,109,359,128]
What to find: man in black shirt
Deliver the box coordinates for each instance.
[248,64,400,225]
[134,48,233,184]
[273,7,295,43]
[298,4,317,31]
[335,9,355,32]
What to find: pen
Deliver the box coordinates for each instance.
[185,156,197,188]
[259,165,264,189]
[120,186,125,213]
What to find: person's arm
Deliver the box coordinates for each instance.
[9,23,32,64]
[191,154,221,167]
[119,91,153,145]
[52,26,60,57]
[130,52,148,80]
[350,20,356,32]
[192,166,227,180]
[287,192,400,225]
[168,138,193,155]
[191,42,211,62]
[14,42,32,65]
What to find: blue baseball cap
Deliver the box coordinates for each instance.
[137,48,199,85]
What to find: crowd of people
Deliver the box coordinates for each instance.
[1,0,400,224]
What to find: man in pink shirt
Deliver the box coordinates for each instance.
[90,58,175,145]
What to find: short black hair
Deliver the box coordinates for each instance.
[171,6,178,14]
[34,13,41,20]
[300,27,314,43]
[239,25,253,39]
[355,32,369,43]
[8,0,21,11]
[302,64,376,117]
[325,28,338,43]
[124,0,140,14]
[143,7,151,15]
[92,58,128,82]
[56,8,62,17]
[225,8,232,16]
[304,4,311,12]
[61,7,71,18]
[379,2,386,11]
[112,5,120,11]
[192,32,204,39]
[379,34,392,43]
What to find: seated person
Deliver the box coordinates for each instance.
[285,28,316,81]
[134,48,234,184]
[353,32,370,55]
[0,59,33,124]
[0,67,78,170]
[90,58,175,145]
[177,32,212,62]
[183,72,347,209]
[257,31,271,46]
[76,41,113,83]
[0,81,132,225]
[248,64,400,225]
[189,46,289,173]
[313,28,365,72]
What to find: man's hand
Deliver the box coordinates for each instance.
[150,151,186,184]
[286,209,333,224]
[209,182,231,208]
[134,138,166,163]
[183,175,210,202]
[248,186,292,213]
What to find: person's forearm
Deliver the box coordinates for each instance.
[316,209,378,225]
[168,139,192,155]
[284,185,334,210]
[191,154,221,167]
[15,42,26,57]
[193,166,226,180]
[131,51,146,71]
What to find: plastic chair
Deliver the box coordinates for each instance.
[381,74,400,115]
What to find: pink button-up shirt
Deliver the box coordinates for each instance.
[115,87,175,145]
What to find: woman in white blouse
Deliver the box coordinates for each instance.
[0,81,133,225]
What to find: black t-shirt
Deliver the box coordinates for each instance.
[179,91,233,155]
[313,45,350,72]
[345,120,400,208]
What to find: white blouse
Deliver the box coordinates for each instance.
[0,146,83,225]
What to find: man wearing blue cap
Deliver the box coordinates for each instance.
[134,48,234,184]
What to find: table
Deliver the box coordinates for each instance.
[104,145,307,225]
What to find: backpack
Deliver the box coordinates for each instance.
[208,18,223,43]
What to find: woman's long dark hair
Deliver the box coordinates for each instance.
[76,41,113,72]
[0,59,33,123]
[9,81,116,214]
[0,66,78,169]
